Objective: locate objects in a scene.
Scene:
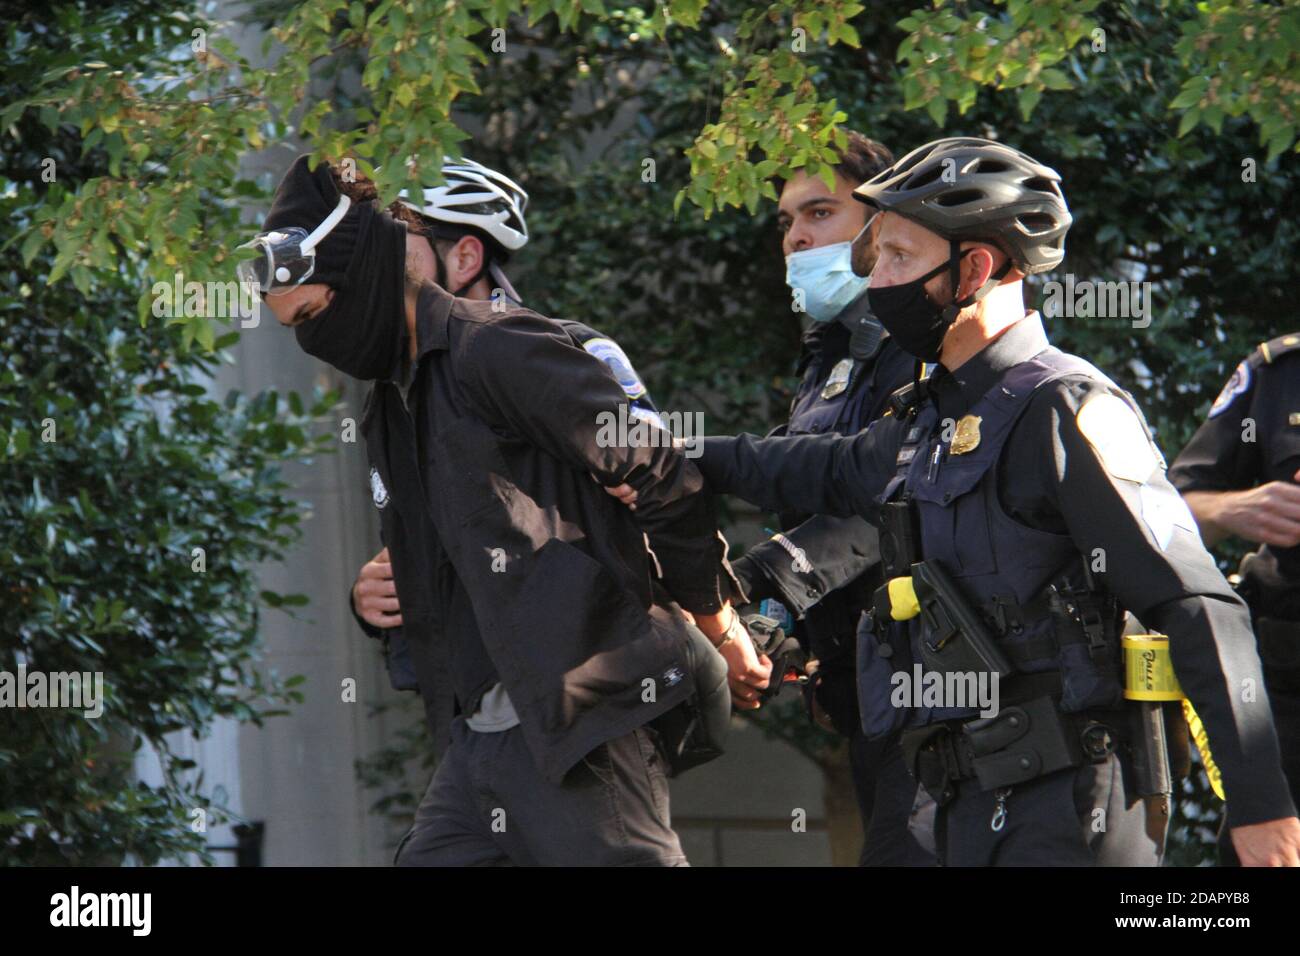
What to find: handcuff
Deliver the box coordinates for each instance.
[710,610,749,652]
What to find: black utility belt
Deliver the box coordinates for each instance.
[901,695,1128,803]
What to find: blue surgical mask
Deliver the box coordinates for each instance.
[785,238,870,323]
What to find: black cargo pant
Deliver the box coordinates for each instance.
[936,752,1164,866]
[853,731,938,866]
[394,716,687,866]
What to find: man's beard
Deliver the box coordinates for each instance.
[406,259,430,287]
[405,266,439,302]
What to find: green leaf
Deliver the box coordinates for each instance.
[1018,86,1043,121]
[925,95,947,127]
[817,163,837,193]
[1168,85,1204,111]
[835,23,860,49]
[0,99,26,131]
[19,229,45,268]
[1040,68,1072,91]
[193,317,215,352]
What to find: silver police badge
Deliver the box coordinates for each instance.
[369,466,390,509]
[821,358,854,400]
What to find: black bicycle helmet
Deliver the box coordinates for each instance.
[853,137,1071,275]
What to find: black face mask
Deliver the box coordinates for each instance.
[868,241,1010,363]
[294,203,409,381]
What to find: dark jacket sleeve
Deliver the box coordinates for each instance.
[1169,353,1262,494]
[697,416,904,522]
[458,311,737,614]
[1035,380,1296,825]
[731,514,881,617]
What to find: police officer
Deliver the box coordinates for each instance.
[736,130,934,865]
[1170,333,1300,864]
[238,156,762,865]
[635,137,1300,865]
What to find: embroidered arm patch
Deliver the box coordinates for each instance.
[1076,392,1159,484]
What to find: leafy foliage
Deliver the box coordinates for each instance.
[1,1,337,864]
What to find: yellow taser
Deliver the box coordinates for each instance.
[1124,633,1224,801]
[887,576,921,621]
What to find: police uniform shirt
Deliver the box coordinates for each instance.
[1169,333,1300,594]
[697,312,1297,826]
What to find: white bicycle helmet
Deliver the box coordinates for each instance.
[397,157,529,253]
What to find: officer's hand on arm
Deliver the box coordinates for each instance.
[460,314,734,616]
[693,604,772,710]
[1182,472,1300,549]
[1230,816,1300,867]
[351,547,403,630]
[602,482,882,614]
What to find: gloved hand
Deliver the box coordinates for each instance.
[805,664,861,738]
[741,612,808,702]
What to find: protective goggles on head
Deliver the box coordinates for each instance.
[236,194,352,295]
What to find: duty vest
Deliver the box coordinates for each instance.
[858,348,1131,738]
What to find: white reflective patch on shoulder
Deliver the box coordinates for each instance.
[369,466,390,509]
[1138,482,1200,551]
[583,336,647,400]
[1208,360,1251,418]
[1076,393,1158,484]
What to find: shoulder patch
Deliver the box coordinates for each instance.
[583,336,647,401]
[1076,392,1158,484]
[369,467,390,509]
[1208,359,1251,419]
